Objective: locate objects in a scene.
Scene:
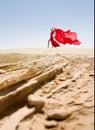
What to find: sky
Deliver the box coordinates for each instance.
[0,0,94,49]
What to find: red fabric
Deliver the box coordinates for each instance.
[49,28,81,47]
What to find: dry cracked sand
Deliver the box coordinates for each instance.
[0,48,94,130]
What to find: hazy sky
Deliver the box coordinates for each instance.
[0,0,94,49]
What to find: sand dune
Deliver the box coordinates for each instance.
[0,48,94,130]
[0,48,94,56]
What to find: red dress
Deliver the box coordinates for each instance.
[49,31,60,47]
[49,28,81,47]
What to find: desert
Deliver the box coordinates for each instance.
[0,48,94,130]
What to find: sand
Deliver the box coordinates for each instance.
[0,48,94,56]
[0,48,94,130]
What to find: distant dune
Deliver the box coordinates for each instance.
[0,48,94,56]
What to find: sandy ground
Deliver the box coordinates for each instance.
[0,48,94,56]
[0,48,94,130]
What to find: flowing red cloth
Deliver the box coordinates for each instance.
[49,28,81,47]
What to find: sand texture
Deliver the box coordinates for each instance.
[0,48,94,130]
